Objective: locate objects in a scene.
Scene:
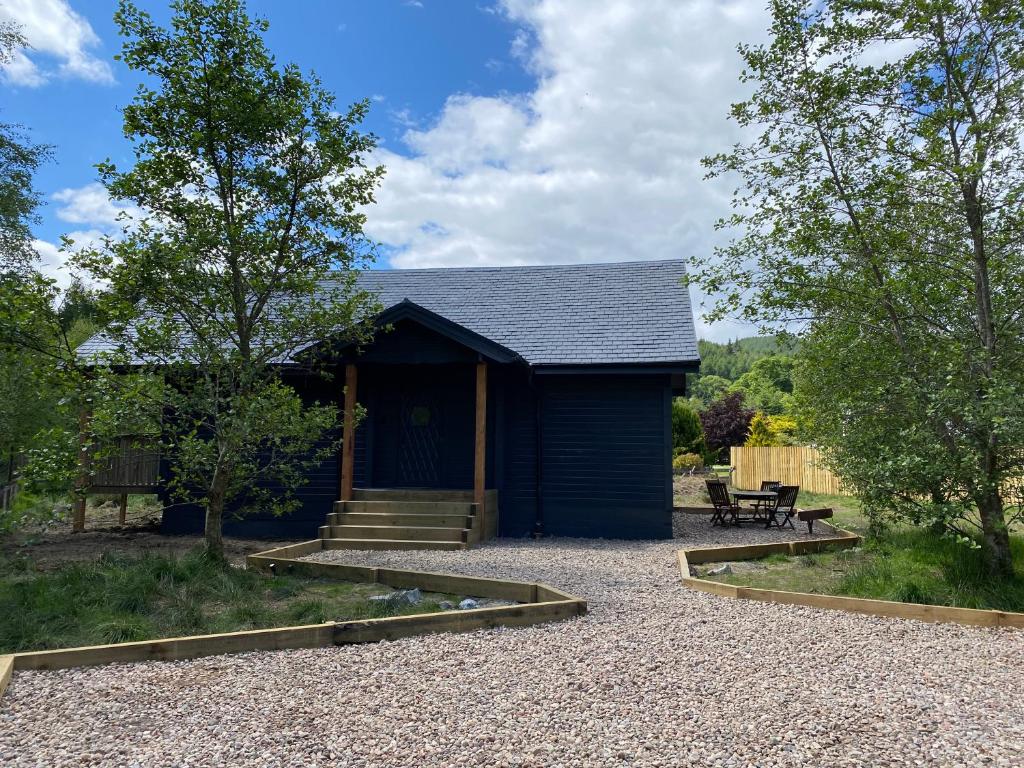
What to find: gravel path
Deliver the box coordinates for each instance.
[2,518,1023,767]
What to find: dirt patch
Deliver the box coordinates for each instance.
[0,529,298,569]
[1,518,300,570]
[673,473,715,506]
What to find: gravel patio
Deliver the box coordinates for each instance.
[1,515,1022,767]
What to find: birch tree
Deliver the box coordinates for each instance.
[77,0,383,558]
[694,0,1024,573]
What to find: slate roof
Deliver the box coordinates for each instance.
[355,260,698,366]
[78,260,700,367]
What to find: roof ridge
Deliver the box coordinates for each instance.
[329,258,686,276]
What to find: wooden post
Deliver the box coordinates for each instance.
[474,361,487,507]
[339,364,358,502]
[118,493,128,526]
[72,405,92,533]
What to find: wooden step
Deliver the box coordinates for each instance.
[321,538,467,552]
[352,488,476,502]
[319,525,468,543]
[328,512,474,528]
[334,499,476,516]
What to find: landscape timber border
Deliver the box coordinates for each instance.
[678,524,1024,629]
[0,539,586,699]
[0,655,12,700]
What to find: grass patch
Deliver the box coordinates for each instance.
[0,549,464,653]
[705,528,1024,612]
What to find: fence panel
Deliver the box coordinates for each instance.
[89,436,161,492]
[0,480,18,512]
[730,446,846,495]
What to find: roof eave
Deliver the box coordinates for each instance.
[531,361,701,375]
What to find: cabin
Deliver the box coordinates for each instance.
[80,260,700,546]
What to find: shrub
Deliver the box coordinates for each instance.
[745,412,801,447]
[767,414,799,445]
[700,392,755,462]
[745,412,777,446]
[671,399,708,456]
[672,452,704,472]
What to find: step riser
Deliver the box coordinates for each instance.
[352,489,477,502]
[319,525,467,543]
[328,512,473,528]
[322,538,466,552]
[334,500,476,515]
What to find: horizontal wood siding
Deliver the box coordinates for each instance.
[160,372,341,539]
[540,375,672,539]
[497,368,537,537]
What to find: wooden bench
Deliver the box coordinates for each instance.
[797,507,833,534]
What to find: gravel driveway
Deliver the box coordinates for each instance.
[2,517,1022,767]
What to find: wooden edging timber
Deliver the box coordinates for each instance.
[678,525,1024,629]
[0,540,586,692]
[0,655,12,699]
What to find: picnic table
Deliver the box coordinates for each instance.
[729,489,777,524]
[731,489,777,504]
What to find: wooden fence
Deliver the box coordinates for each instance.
[730,446,847,495]
[88,436,161,493]
[1,453,26,512]
[0,480,18,512]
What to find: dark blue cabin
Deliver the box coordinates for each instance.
[148,260,701,540]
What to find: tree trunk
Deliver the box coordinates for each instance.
[204,465,230,561]
[975,455,1013,577]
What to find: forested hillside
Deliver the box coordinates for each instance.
[672,335,799,463]
[695,337,794,380]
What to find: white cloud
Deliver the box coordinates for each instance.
[0,0,114,87]
[52,182,137,228]
[32,229,105,291]
[33,183,136,290]
[364,0,771,340]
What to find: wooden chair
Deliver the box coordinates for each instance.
[765,485,799,529]
[751,480,781,519]
[706,480,740,526]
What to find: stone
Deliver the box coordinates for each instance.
[457,598,480,610]
[369,588,422,606]
[707,564,733,576]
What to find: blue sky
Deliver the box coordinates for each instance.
[4,1,533,244]
[1,0,774,341]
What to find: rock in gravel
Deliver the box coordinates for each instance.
[369,588,422,606]
[1,510,1022,768]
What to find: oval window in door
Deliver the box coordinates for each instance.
[410,405,431,427]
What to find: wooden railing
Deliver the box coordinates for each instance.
[730,446,846,495]
[88,436,162,493]
[0,479,18,512]
[1,452,25,512]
